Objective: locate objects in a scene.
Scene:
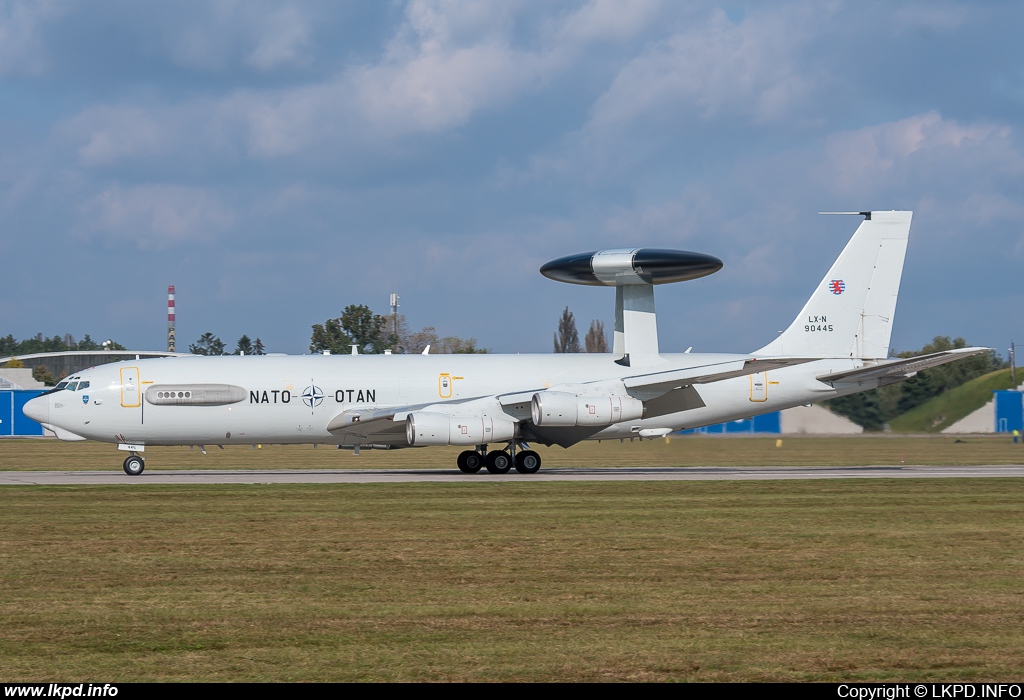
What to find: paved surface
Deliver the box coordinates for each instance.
[2,465,1024,485]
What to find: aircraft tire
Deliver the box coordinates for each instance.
[514,450,541,474]
[485,450,512,474]
[457,450,483,473]
[123,455,145,476]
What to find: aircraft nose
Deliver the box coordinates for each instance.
[22,395,49,425]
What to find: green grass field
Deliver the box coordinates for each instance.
[3,479,1024,681]
[3,438,1024,682]
[2,433,1024,471]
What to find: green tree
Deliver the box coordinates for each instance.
[311,305,394,354]
[0,334,16,356]
[585,319,608,353]
[253,338,266,355]
[190,332,226,356]
[826,391,888,431]
[341,304,390,353]
[397,322,488,354]
[32,364,56,386]
[440,336,488,354]
[554,307,580,353]
[234,335,254,355]
[76,335,101,351]
[310,318,352,354]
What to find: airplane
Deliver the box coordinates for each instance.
[23,210,988,476]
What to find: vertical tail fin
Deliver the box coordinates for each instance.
[756,211,912,359]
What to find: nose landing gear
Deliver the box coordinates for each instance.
[122,454,145,476]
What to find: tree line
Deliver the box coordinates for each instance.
[0,333,125,356]
[1,333,129,385]
[310,304,487,354]
[309,303,612,355]
[189,333,266,356]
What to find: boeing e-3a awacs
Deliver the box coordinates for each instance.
[23,211,987,476]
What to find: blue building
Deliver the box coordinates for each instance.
[0,389,47,436]
[994,390,1023,433]
[677,411,781,435]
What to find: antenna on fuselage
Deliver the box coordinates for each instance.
[539,248,723,367]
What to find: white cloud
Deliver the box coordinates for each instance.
[68,105,179,167]
[244,5,312,70]
[821,111,1020,196]
[59,1,575,163]
[169,0,313,73]
[602,185,720,246]
[348,42,548,136]
[0,0,68,75]
[555,0,666,43]
[78,184,236,249]
[344,0,565,138]
[891,3,972,35]
[587,5,827,129]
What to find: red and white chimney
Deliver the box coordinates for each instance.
[167,285,176,352]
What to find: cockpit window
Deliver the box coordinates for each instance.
[65,382,78,391]
[78,381,90,390]
[54,382,69,391]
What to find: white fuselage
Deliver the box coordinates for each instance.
[28,352,866,447]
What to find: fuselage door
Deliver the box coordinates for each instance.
[120,367,141,407]
[749,372,768,402]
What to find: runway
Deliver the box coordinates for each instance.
[2,465,1024,485]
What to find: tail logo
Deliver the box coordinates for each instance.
[829,279,846,295]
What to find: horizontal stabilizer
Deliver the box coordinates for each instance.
[816,347,990,384]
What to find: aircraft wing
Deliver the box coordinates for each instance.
[495,358,814,406]
[325,405,421,447]
[326,395,527,446]
[621,357,814,400]
[815,347,990,385]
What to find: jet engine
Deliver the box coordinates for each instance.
[531,391,644,427]
[406,411,517,447]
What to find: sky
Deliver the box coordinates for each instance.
[1,0,1022,357]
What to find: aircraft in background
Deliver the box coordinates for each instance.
[23,211,987,475]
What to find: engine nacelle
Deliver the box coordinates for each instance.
[531,391,645,427]
[406,411,517,447]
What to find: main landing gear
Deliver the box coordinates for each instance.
[122,454,145,476]
[456,443,541,475]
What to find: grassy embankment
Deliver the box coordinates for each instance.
[890,369,1021,433]
[2,434,1024,471]
[3,479,1024,681]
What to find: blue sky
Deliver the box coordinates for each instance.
[1,1,1021,356]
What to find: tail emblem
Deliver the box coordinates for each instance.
[829,279,846,295]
